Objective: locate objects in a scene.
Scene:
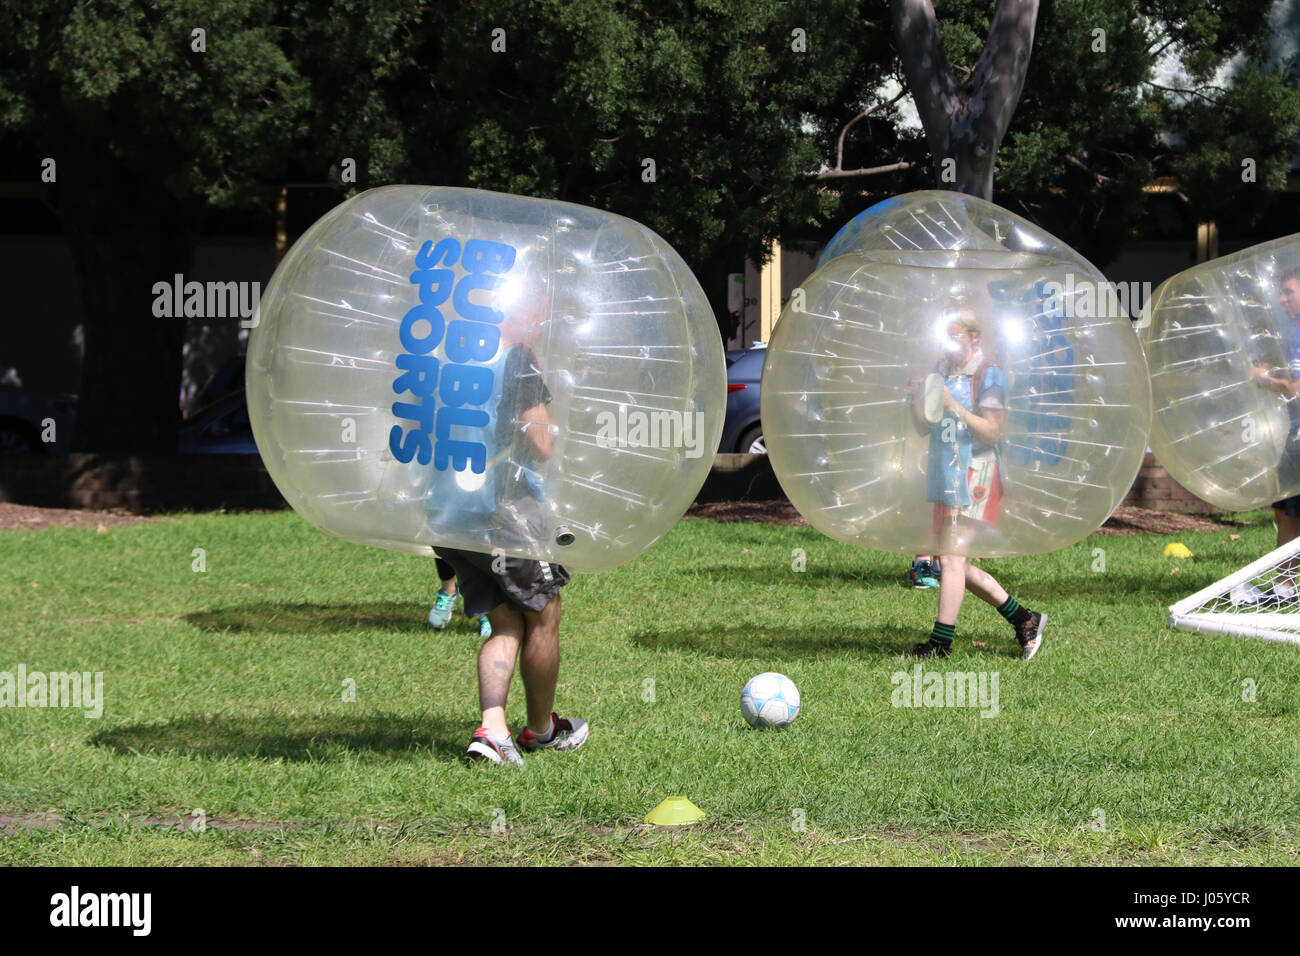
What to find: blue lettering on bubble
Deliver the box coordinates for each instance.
[398,300,445,354]
[445,320,501,364]
[462,239,516,275]
[452,273,506,324]
[416,237,461,270]
[994,279,1074,468]
[998,278,1071,468]
[389,234,516,472]
[393,352,439,399]
[439,363,494,408]
[435,406,490,472]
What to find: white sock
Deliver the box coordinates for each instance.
[531,715,556,741]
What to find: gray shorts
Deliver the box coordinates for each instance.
[433,547,569,617]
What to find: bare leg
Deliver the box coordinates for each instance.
[477,603,523,738]
[441,576,458,597]
[519,594,561,735]
[936,554,967,625]
[1274,509,1300,589]
[963,561,1009,608]
[936,516,1012,626]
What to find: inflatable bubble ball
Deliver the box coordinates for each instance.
[247,186,726,572]
[1141,233,1300,511]
[762,190,1152,557]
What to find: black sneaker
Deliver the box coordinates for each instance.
[1017,611,1046,661]
[907,639,951,660]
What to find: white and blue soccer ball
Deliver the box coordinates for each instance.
[741,672,800,728]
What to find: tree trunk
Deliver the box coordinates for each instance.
[891,0,1039,199]
[60,144,199,453]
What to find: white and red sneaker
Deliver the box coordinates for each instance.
[465,727,524,766]
[517,713,589,753]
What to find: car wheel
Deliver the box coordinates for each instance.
[737,424,766,455]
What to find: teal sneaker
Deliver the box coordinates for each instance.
[908,559,940,589]
[479,615,492,638]
[427,589,460,629]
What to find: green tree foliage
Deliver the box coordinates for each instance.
[974,0,1300,262]
[302,1,890,267]
[1,1,1296,448]
[0,0,308,450]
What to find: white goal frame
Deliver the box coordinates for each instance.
[1168,536,1300,645]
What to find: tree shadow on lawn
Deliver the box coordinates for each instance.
[184,602,435,635]
[689,564,911,589]
[689,563,1219,604]
[90,712,470,762]
[629,623,1020,662]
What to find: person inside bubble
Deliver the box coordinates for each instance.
[1250,265,1300,602]
[431,271,588,764]
[427,557,491,638]
[906,308,1046,660]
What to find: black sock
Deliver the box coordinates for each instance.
[929,621,956,646]
[998,596,1031,627]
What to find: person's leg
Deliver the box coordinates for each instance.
[519,594,561,736]
[1269,506,1300,594]
[477,603,525,739]
[429,555,461,628]
[936,554,967,624]
[962,561,1009,608]
[435,557,458,595]
[1276,507,1300,548]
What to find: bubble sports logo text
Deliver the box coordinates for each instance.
[389,237,518,472]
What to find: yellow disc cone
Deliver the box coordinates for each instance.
[1163,542,1193,558]
[645,796,706,826]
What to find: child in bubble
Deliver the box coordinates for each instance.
[907,308,1046,660]
[432,276,588,764]
[1250,265,1300,602]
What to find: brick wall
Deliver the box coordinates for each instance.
[1119,452,1221,514]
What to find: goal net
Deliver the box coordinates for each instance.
[1168,537,1300,645]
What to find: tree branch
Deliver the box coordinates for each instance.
[811,160,917,180]
[832,89,908,173]
[1066,154,1111,182]
[1141,80,1226,104]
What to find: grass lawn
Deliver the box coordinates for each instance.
[1,506,1297,866]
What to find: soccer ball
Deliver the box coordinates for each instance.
[741,673,801,728]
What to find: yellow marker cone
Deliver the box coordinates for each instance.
[1163,542,1193,558]
[645,796,705,826]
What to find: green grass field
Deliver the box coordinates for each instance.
[2,507,1298,866]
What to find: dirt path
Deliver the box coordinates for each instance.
[0,499,1250,537]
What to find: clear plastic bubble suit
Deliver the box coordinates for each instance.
[763,190,1152,557]
[247,186,725,572]
[1141,233,1300,511]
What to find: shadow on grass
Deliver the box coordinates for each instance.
[91,712,469,762]
[689,563,1225,604]
[689,565,911,589]
[184,602,434,635]
[629,623,1020,662]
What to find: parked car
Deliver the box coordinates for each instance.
[0,385,78,453]
[720,342,767,454]
[177,389,258,454]
[187,354,246,418]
